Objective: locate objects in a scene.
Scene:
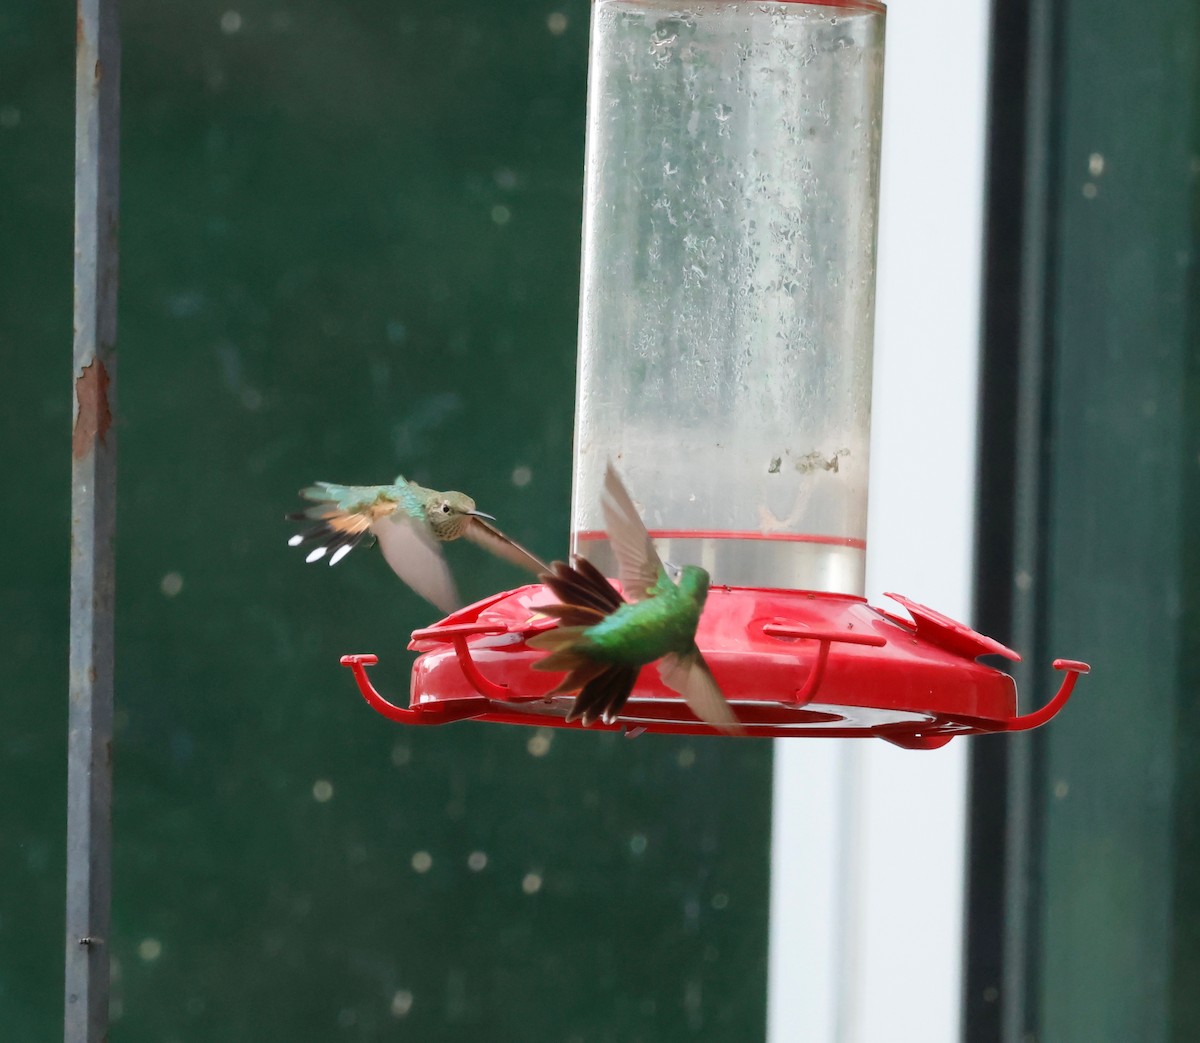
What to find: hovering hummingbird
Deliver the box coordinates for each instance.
[287,476,547,615]
[528,463,740,733]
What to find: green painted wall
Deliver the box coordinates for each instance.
[0,2,772,1038]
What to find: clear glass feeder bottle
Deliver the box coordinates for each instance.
[572,0,886,595]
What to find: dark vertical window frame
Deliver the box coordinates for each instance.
[969,1,1200,1041]
[966,0,1067,1038]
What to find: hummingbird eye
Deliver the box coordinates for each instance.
[440,503,451,514]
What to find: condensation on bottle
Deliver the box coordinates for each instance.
[572,0,886,595]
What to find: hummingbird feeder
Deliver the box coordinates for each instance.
[342,0,1088,743]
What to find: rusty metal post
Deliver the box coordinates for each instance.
[66,0,120,1039]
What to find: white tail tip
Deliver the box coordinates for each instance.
[329,545,352,566]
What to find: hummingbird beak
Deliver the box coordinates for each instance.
[467,510,496,522]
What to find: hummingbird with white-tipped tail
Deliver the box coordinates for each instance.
[528,463,741,733]
[287,476,546,615]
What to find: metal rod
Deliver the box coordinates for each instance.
[66,0,120,1039]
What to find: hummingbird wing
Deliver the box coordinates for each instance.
[600,463,665,602]
[371,512,462,616]
[461,516,549,576]
[658,648,742,735]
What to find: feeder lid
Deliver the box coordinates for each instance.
[340,584,1089,748]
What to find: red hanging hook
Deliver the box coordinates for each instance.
[339,653,493,725]
[998,659,1091,733]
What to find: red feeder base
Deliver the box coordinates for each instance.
[340,585,1089,749]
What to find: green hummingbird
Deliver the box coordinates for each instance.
[287,476,547,615]
[528,463,740,733]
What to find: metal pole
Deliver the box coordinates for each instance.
[66,0,120,1039]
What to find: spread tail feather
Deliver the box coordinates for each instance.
[286,483,385,567]
[540,556,624,616]
[287,510,375,565]
[566,664,639,726]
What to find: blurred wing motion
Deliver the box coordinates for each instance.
[658,649,741,734]
[599,462,663,601]
[373,513,461,615]
[461,516,549,577]
[287,480,460,613]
